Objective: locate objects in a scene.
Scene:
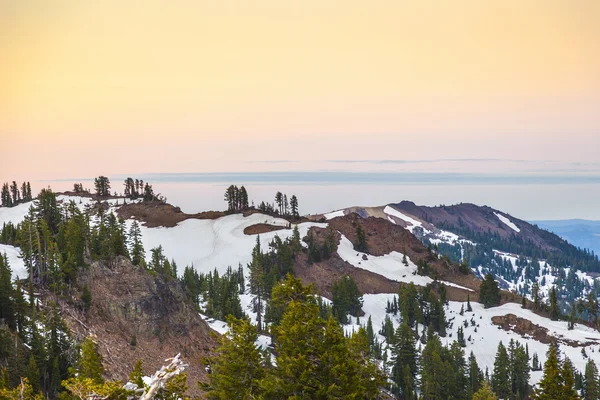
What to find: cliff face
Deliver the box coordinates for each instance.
[54,257,217,397]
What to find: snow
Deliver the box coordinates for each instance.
[200,313,271,350]
[344,295,600,386]
[0,201,33,226]
[131,214,326,276]
[324,209,345,220]
[0,244,27,280]
[383,206,426,233]
[337,234,473,291]
[442,301,600,385]
[494,212,521,233]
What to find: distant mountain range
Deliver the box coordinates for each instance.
[531,219,600,256]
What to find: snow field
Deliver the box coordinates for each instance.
[494,212,521,233]
[337,234,473,291]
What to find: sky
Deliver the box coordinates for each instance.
[1,0,599,182]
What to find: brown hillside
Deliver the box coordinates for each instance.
[117,202,225,227]
[48,257,217,398]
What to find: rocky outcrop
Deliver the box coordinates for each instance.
[54,257,217,397]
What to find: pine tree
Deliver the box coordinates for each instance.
[331,275,363,324]
[468,351,483,395]
[205,316,266,399]
[530,342,564,400]
[94,176,111,197]
[473,382,499,400]
[583,359,599,400]
[479,274,500,308]
[79,336,105,384]
[390,322,418,398]
[128,221,145,266]
[275,191,283,214]
[289,195,299,218]
[550,286,560,320]
[81,283,92,314]
[129,359,145,389]
[354,222,368,253]
[492,341,511,399]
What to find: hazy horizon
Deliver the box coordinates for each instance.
[2,1,598,219]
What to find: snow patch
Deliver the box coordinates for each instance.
[324,209,345,220]
[0,244,27,280]
[494,212,520,233]
[337,234,472,291]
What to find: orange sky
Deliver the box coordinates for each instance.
[1,0,599,181]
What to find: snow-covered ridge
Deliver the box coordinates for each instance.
[336,234,473,292]
[494,212,520,233]
[324,209,345,220]
[383,205,429,234]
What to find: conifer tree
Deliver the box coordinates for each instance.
[331,275,363,324]
[79,337,104,384]
[81,284,92,314]
[530,342,564,400]
[468,351,484,395]
[473,382,499,400]
[289,195,299,218]
[583,359,599,400]
[492,341,511,399]
[391,321,418,398]
[479,274,500,308]
[128,221,145,266]
[205,316,266,399]
[354,222,368,253]
[128,359,145,389]
[550,286,560,320]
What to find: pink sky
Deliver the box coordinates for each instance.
[1,1,599,182]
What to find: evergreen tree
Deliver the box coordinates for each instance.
[205,317,265,399]
[79,336,104,384]
[128,359,145,389]
[289,195,299,219]
[479,274,500,308]
[354,222,368,253]
[81,284,92,314]
[530,342,565,400]
[468,351,483,395]
[331,275,363,324]
[93,176,111,197]
[583,359,599,400]
[492,341,511,399]
[549,286,561,320]
[473,382,499,400]
[390,321,418,398]
[128,221,145,267]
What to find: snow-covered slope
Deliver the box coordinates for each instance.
[129,214,325,276]
[337,234,472,291]
[341,296,600,386]
[494,212,521,233]
[0,243,27,280]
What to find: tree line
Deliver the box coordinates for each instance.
[223,185,300,219]
[1,181,33,207]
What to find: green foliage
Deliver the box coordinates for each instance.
[390,322,418,398]
[479,274,500,308]
[223,185,249,213]
[93,176,111,197]
[79,337,104,384]
[530,342,580,400]
[205,275,385,399]
[331,275,362,324]
[473,382,498,400]
[205,317,266,399]
[583,359,599,400]
[81,284,92,314]
[354,222,368,253]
